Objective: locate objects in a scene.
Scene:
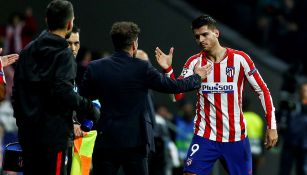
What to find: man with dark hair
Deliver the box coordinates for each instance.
[67,26,80,58]
[79,21,212,175]
[278,82,307,175]
[12,0,99,174]
[156,14,278,175]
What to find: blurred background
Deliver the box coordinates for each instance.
[0,0,307,174]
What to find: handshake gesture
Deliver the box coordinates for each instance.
[155,47,212,80]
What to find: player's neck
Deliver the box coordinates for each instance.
[205,45,227,63]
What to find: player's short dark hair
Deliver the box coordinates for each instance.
[46,0,74,31]
[192,14,217,30]
[110,21,140,51]
[72,25,80,34]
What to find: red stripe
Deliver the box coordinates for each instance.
[253,73,273,128]
[201,57,211,138]
[170,73,175,80]
[203,93,211,138]
[164,66,173,73]
[194,92,201,135]
[175,52,202,101]
[236,51,254,68]
[237,64,245,139]
[56,151,63,175]
[237,50,274,128]
[214,63,223,142]
[227,51,235,142]
[183,52,202,69]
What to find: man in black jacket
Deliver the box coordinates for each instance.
[12,1,99,174]
[79,21,212,175]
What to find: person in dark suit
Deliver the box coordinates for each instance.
[79,21,212,175]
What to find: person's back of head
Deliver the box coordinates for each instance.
[46,0,74,31]
[192,14,217,30]
[110,21,140,52]
[71,25,80,34]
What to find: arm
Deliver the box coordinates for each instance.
[163,59,198,101]
[146,63,201,93]
[146,60,210,93]
[241,52,278,149]
[155,47,211,101]
[155,47,184,101]
[53,51,99,123]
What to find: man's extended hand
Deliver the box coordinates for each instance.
[264,129,278,149]
[194,61,212,80]
[155,47,173,69]
[0,48,19,67]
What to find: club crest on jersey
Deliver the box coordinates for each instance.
[226,66,235,77]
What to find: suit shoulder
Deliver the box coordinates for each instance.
[133,58,150,65]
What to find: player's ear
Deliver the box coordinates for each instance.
[67,19,73,31]
[214,29,220,38]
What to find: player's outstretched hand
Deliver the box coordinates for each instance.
[0,48,19,67]
[155,47,173,70]
[194,60,212,80]
[264,129,278,150]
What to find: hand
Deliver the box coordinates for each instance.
[264,129,278,150]
[74,124,84,138]
[155,47,173,69]
[0,48,19,67]
[193,61,212,80]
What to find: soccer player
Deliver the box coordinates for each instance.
[155,14,278,175]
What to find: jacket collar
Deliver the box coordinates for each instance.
[113,50,133,58]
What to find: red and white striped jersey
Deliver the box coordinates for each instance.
[165,48,276,142]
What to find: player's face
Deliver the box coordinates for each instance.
[193,25,219,52]
[67,32,80,57]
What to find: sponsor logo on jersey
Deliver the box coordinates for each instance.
[248,68,257,76]
[226,66,235,77]
[202,82,235,94]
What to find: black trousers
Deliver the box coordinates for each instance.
[279,145,307,175]
[92,147,148,175]
[21,145,70,175]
